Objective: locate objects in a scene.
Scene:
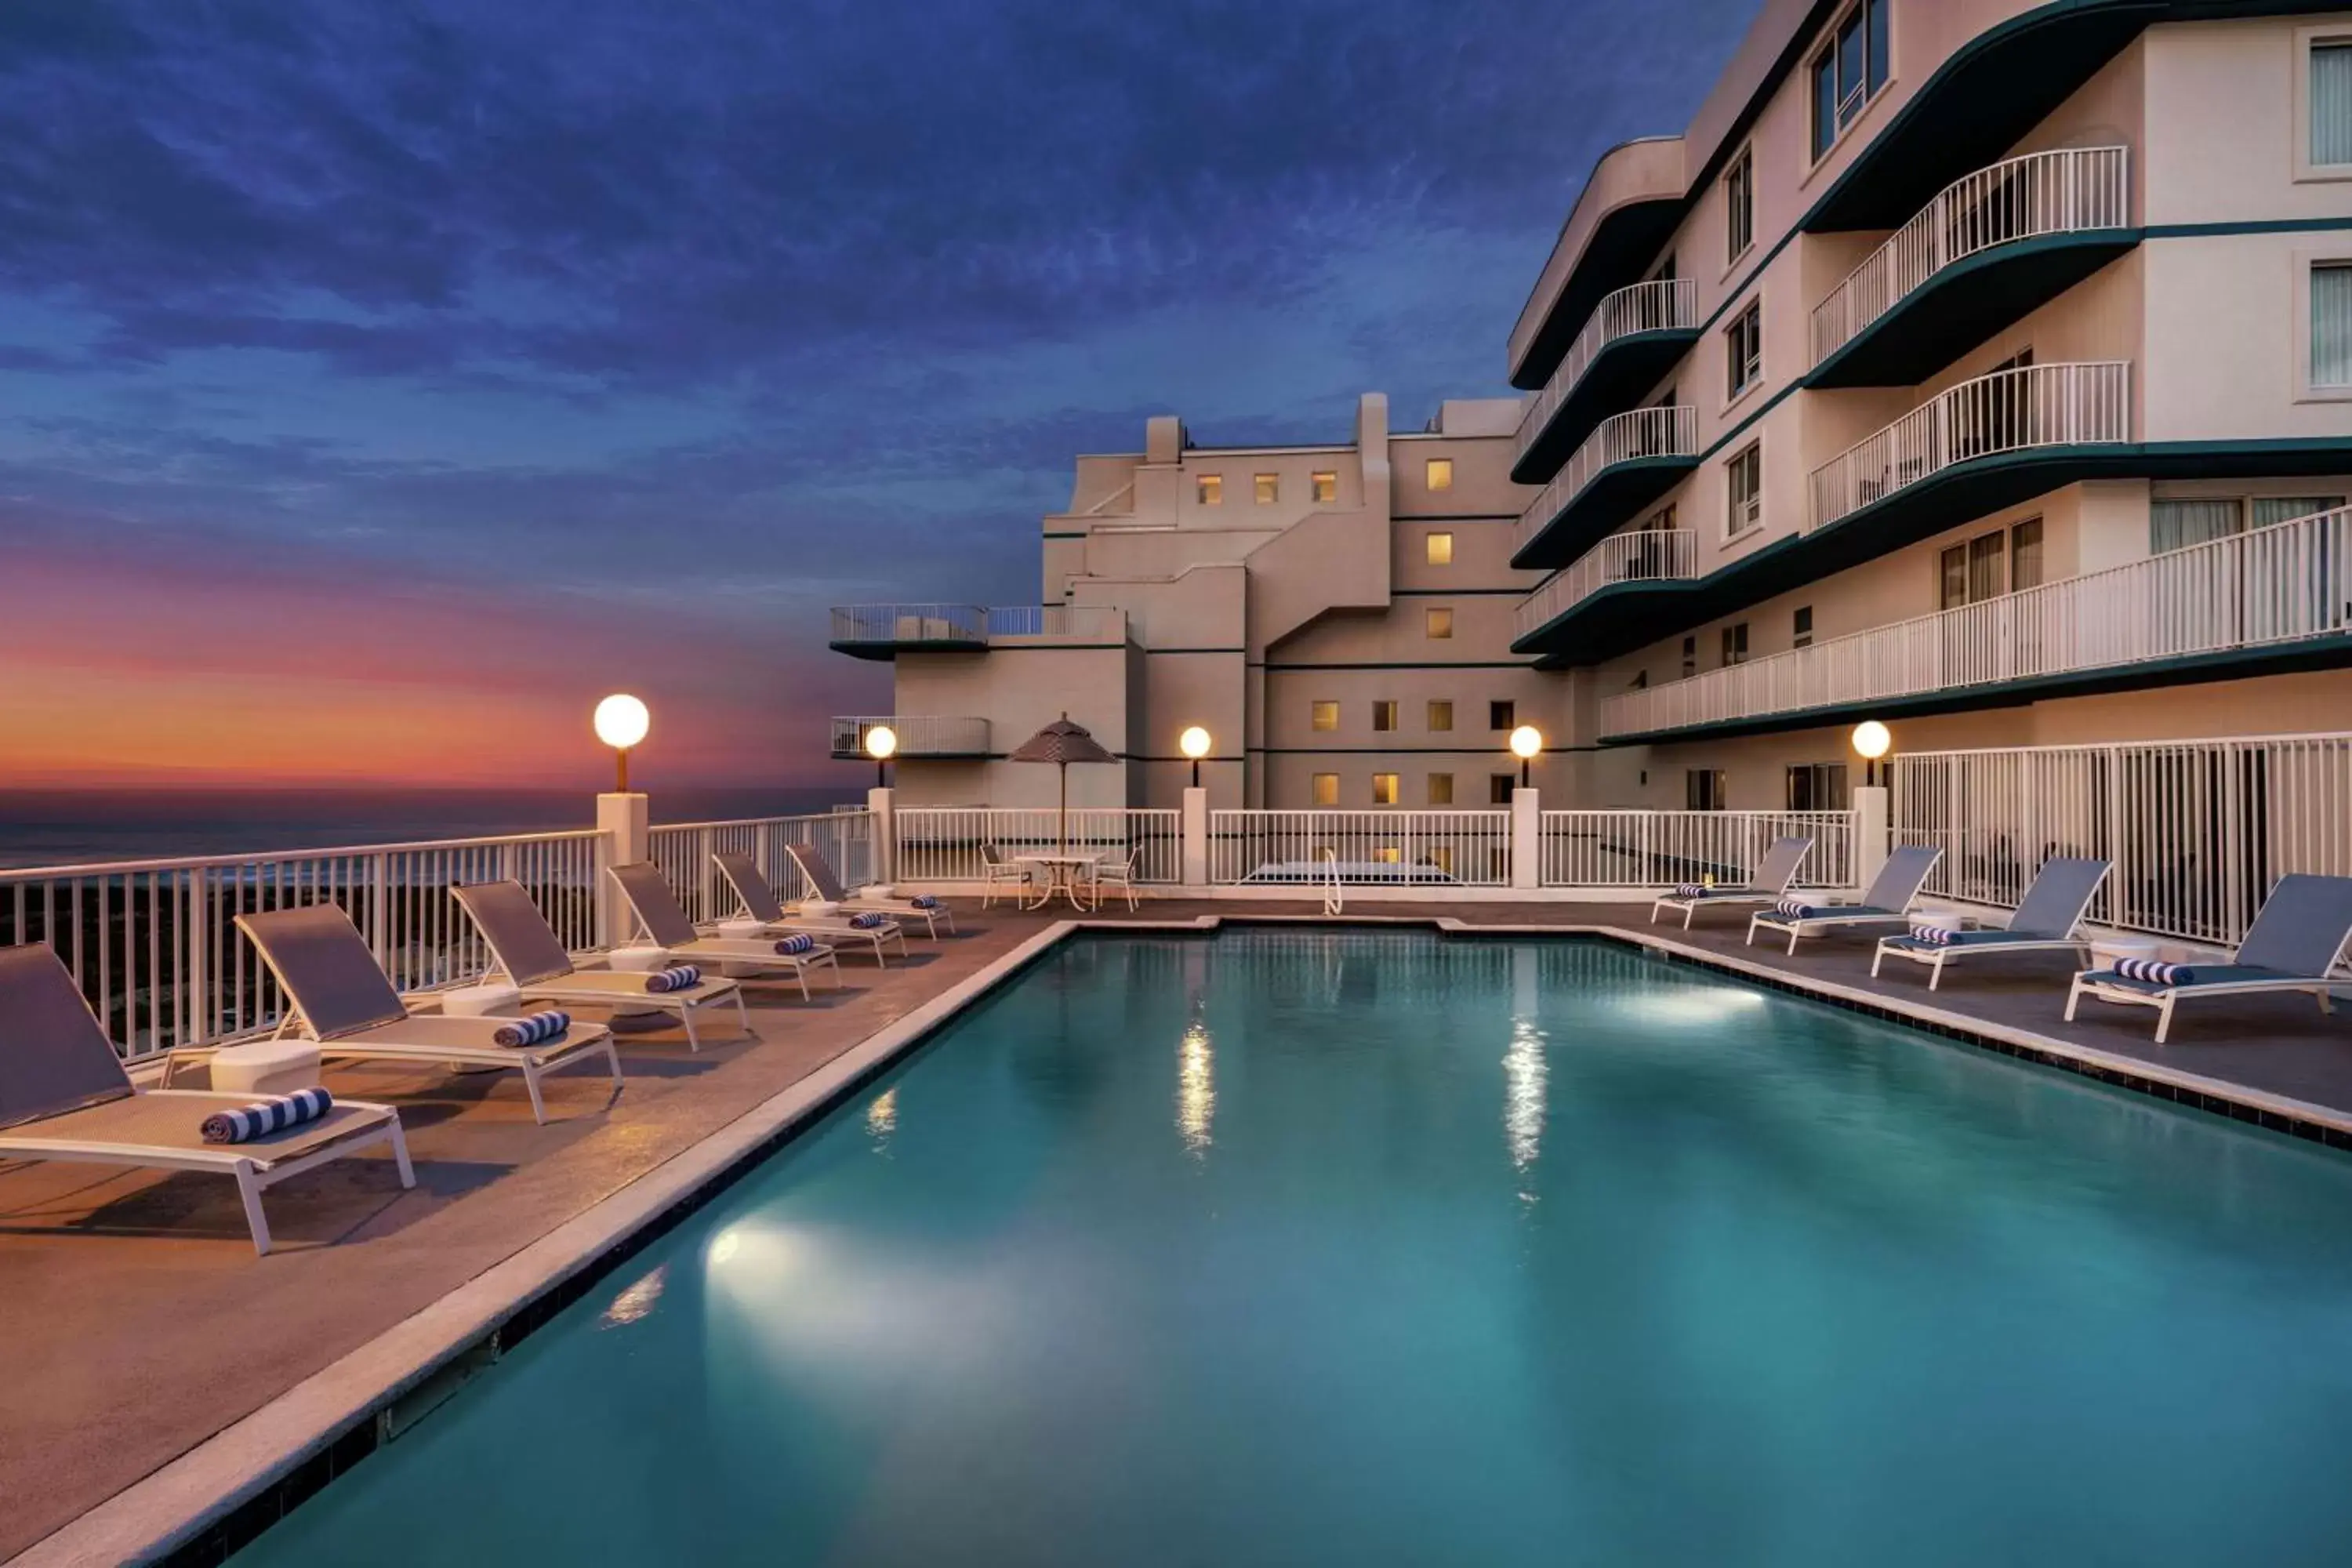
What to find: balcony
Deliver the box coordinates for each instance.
[829,604,1118,659]
[1510,405,1698,572]
[1513,278,1698,484]
[1810,147,2133,389]
[829,715,992,759]
[1599,504,2352,744]
[1512,529,1697,655]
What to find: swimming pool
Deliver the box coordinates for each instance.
[233,931,2352,1565]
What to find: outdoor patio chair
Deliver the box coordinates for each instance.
[979,844,1029,909]
[1871,856,2111,990]
[605,863,845,1000]
[710,850,907,965]
[1747,845,1943,954]
[1649,837,1813,928]
[0,942,412,1256]
[1092,846,1144,912]
[229,904,622,1125]
[784,841,954,938]
[2064,873,2352,1044]
[453,880,752,1047]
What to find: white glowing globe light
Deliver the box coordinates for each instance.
[593,693,650,750]
[1508,724,1544,760]
[866,724,899,760]
[1852,720,1893,761]
[1178,725,1212,761]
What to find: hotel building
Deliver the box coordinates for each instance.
[836,0,2352,820]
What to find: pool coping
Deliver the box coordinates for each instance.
[21,911,2350,1565]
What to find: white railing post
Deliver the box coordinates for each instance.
[183,868,209,1050]
[1181,787,1209,888]
[1511,789,1541,891]
[867,786,895,887]
[595,789,649,948]
[1853,786,1889,895]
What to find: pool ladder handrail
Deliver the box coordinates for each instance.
[1322,848,1343,917]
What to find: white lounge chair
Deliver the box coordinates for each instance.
[1650,837,1813,928]
[710,851,907,965]
[606,862,845,1000]
[1747,845,1943,954]
[1872,856,2111,990]
[2065,873,2352,1043]
[453,880,753,1047]
[0,942,413,1256]
[225,905,622,1125]
[783,841,955,938]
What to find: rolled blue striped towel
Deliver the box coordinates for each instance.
[495,1010,571,1047]
[1907,925,1964,946]
[644,966,701,994]
[2115,956,2194,985]
[774,933,816,956]
[1672,883,1705,898]
[848,913,888,929]
[1773,896,1821,919]
[910,895,941,909]
[201,1086,333,1145]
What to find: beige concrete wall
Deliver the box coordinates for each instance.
[891,643,1138,808]
[2143,231,2352,442]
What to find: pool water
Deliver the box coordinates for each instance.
[237,932,2352,1566]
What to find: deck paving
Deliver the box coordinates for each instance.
[5,897,2350,1560]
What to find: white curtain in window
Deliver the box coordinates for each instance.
[2314,264,2352,388]
[2314,43,2352,166]
[2151,499,2244,554]
[2252,495,2347,529]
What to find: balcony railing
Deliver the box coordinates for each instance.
[1807,360,2130,534]
[1602,503,2352,739]
[1515,278,1697,463]
[1513,529,1698,642]
[829,604,1116,646]
[1811,147,2130,367]
[829,715,991,758]
[1514,404,1699,559]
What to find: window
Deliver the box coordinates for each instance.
[1254,473,1279,504]
[2153,493,2348,553]
[1686,769,1728,811]
[1312,470,1338,503]
[1786,763,1850,811]
[1720,622,1749,666]
[1427,699,1454,731]
[2256,495,2348,528]
[1726,441,1762,535]
[1427,772,1454,806]
[2009,518,2045,592]
[2315,263,2352,388]
[1725,146,1755,262]
[1196,474,1222,506]
[1426,458,1454,492]
[1425,608,1454,640]
[2313,39,2352,167]
[1725,300,1762,401]
[1680,636,1697,679]
[1425,530,1454,565]
[1311,700,1340,731]
[1793,606,1813,648]
[1371,773,1399,806]
[1489,699,1515,731]
[1371,700,1399,732]
[1936,524,2045,608]
[1490,774,1517,805]
[1810,0,1891,160]
[1312,773,1339,807]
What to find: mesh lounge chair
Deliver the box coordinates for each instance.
[2065,873,2352,1044]
[1871,856,2111,990]
[783,841,955,938]
[1649,837,1813,928]
[452,880,751,1047]
[605,863,844,1000]
[0,943,412,1256]
[710,851,907,966]
[1747,844,1943,955]
[228,905,622,1125]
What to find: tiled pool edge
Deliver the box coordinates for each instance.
[11,921,1086,1568]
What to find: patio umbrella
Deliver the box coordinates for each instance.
[1009,713,1118,851]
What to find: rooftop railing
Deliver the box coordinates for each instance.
[1514,403,1699,561]
[1515,278,1697,463]
[1539,810,1855,889]
[1807,360,2130,534]
[1513,528,1698,643]
[645,811,879,925]
[1811,146,2130,367]
[829,604,1116,645]
[829,715,992,758]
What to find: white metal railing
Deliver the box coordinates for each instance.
[829,716,991,757]
[982,605,1115,639]
[1538,811,1857,889]
[646,811,880,925]
[1812,147,2130,366]
[1515,278,1697,463]
[1514,529,1698,641]
[0,830,604,1062]
[1603,503,2352,739]
[827,605,1112,644]
[893,808,1181,884]
[1809,361,2130,533]
[1893,732,2352,949]
[1209,811,1512,886]
[1514,404,1699,560]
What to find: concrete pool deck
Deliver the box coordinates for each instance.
[6,898,2350,1563]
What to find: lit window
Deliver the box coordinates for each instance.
[1725,146,1755,261]
[1725,300,1762,401]
[1793,605,1813,649]
[1371,700,1399,732]
[1427,699,1454,731]
[1810,0,1890,161]
[1254,473,1279,504]
[1427,772,1454,806]
[1489,774,1516,805]
[1196,474,1222,506]
[1425,608,1454,640]
[1312,470,1338,503]
[1311,700,1339,731]
[1726,442,1762,536]
[1426,458,1454,492]
[1371,773,1399,806]
[2313,40,2352,166]
[1374,845,1403,864]
[1312,773,1339,807]
[2314,263,2352,387]
[1489,699,1515,731]
[1425,530,1454,565]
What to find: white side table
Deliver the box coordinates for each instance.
[209,1039,323,1097]
[2090,935,2161,971]
[607,946,669,972]
[441,982,521,1018]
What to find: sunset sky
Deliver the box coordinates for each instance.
[0,0,1751,794]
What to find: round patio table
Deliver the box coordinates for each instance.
[1015,852,1101,912]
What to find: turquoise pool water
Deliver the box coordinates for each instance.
[237,933,2352,1566]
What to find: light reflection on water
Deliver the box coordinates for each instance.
[865,1087,899,1146]
[1177,1021,1215,1154]
[1502,1016,1547,1198]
